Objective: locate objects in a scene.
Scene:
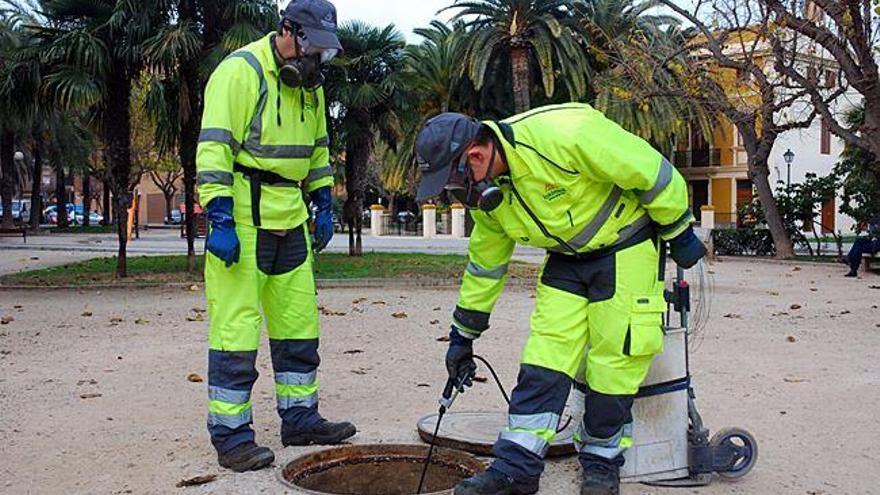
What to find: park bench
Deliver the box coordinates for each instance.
[0,226,27,243]
[864,253,879,273]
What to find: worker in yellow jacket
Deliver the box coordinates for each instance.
[415,104,705,495]
[196,0,354,472]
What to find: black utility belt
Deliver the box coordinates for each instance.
[549,222,656,262]
[233,162,301,227]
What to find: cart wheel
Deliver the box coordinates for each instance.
[711,427,758,480]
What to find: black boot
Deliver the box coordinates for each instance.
[580,460,620,495]
[217,442,275,472]
[454,468,539,495]
[282,419,356,446]
[845,269,858,277]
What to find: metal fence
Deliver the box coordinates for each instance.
[379,214,422,236]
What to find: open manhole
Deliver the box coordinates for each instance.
[280,444,485,495]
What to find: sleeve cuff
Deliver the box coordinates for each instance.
[659,211,696,241]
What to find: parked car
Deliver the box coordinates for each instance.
[0,200,31,224]
[164,209,182,225]
[44,203,76,224]
[75,211,104,225]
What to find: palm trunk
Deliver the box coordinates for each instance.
[102,176,111,225]
[343,110,371,257]
[29,128,42,230]
[82,173,91,227]
[104,67,133,278]
[0,130,15,229]
[178,11,201,272]
[510,47,531,114]
[164,190,175,224]
[55,164,68,229]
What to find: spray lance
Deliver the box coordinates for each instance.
[416,370,475,494]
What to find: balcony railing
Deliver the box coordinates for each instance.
[674,149,722,168]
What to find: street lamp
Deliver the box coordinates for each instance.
[783,149,795,187]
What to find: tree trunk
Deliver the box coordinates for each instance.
[0,130,16,229]
[29,128,42,230]
[510,47,531,114]
[749,158,795,258]
[82,172,92,227]
[860,90,880,162]
[178,26,202,273]
[55,164,68,229]
[102,176,111,225]
[343,112,371,257]
[104,67,133,278]
[164,190,175,224]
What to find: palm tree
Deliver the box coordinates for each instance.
[325,21,407,256]
[35,0,166,276]
[143,0,276,272]
[403,21,473,116]
[444,0,590,114]
[573,0,712,150]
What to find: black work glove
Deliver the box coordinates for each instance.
[445,327,477,396]
[669,226,707,269]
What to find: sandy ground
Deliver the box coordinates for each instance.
[0,259,878,495]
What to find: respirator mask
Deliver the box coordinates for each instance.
[277,24,338,89]
[444,142,504,212]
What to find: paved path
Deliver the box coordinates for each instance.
[0,229,548,267]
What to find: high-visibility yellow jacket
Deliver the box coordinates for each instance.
[453,103,694,337]
[196,33,334,230]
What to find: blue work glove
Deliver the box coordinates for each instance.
[205,197,240,268]
[668,226,706,269]
[311,186,334,253]
[445,327,477,396]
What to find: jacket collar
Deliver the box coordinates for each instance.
[482,120,531,180]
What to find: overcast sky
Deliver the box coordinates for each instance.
[278,0,454,43]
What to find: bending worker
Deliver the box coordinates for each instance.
[415,103,705,495]
[196,0,355,472]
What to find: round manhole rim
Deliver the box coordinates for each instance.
[278,443,486,495]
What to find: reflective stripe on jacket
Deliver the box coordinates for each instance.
[197,33,333,230]
[454,103,693,338]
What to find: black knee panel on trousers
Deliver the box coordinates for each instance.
[583,388,634,439]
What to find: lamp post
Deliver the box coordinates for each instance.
[783,149,794,188]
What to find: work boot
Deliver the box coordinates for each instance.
[217,442,275,472]
[580,461,620,495]
[845,270,858,277]
[454,468,539,495]
[282,419,357,446]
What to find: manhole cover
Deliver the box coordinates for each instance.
[417,411,577,458]
[280,444,485,495]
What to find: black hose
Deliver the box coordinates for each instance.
[416,405,445,494]
[473,354,573,434]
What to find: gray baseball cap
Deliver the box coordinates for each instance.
[281,0,343,51]
[415,113,482,202]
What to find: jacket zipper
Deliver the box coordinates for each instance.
[509,182,578,255]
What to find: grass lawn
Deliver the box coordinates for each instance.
[47,225,116,234]
[0,253,538,287]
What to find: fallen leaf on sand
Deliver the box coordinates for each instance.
[1,316,14,325]
[430,320,440,325]
[319,306,347,316]
[352,298,367,304]
[792,267,801,272]
[433,306,441,311]
[810,288,818,292]
[786,336,797,343]
[186,313,205,322]
[192,308,206,313]
[372,301,387,306]
[81,312,93,317]
[783,377,809,383]
[790,304,802,310]
[351,369,368,375]
[722,313,742,319]
[135,318,149,325]
[188,285,200,292]
[473,376,488,383]
[840,310,851,315]
[13,305,22,309]
[392,312,408,319]
[869,286,880,290]
[176,475,218,488]
[767,290,780,296]
[417,383,430,388]
[343,349,363,355]
[79,393,102,399]
[436,335,450,342]
[187,373,203,383]
[109,317,123,323]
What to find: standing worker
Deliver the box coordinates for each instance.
[196,0,355,472]
[415,103,705,495]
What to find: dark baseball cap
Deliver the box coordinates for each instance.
[281,0,343,51]
[415,113,483,201]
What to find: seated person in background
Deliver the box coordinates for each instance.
[845,215,880,277]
